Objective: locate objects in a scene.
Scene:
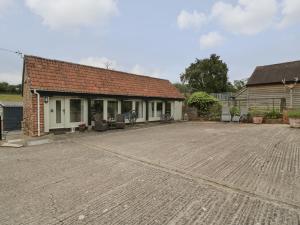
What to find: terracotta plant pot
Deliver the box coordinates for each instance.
[282,109,289,124]
[253,116,263,124]
[264,118,283,124]
[289,118,300,128]
[79,124,86,132]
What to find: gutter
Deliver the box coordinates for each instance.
[35,90,185,101]
[33,89,40,136]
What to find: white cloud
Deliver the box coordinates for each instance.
[0,0,12,13]
[131,64,164,77]
[79,57,163,77]
[177,10,207,29]
[131,64,146,75]
[199,32,224,49]
[79,57,118,70]
[80,58,164,78]
[0,71,22,84]
[211,0,278,35]
[278,0,300,28]
[25,0,118,29]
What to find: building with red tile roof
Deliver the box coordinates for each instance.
[22,56,184,136]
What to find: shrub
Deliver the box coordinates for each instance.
[288,109,300,118]
[208,103,222,121]
[249,108,283,119]
[249,108,265,117]
[264,110,282,119]
[187,92,220,116]
[230,106,240,116]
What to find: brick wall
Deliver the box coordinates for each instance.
[23,69,45,137]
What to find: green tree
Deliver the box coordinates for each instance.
[180,54,229,93]
[0,82,22,94]
[173,83,190,95]
[187,92,219,112]
[233,79,248,91]
[0,82,9,93]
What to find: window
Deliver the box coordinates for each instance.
[108,101,118,120]
[121,101,132,114]
[135,101,143,118]
[91,100,103,121]
[151,102,155,117]
[157,102,163,117]
[70,99,82,123]
[93,100,103,114]
[166,102,172,115]
[56,100,61,123]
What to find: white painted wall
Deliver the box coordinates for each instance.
[142,101,146,121]
[173,101,183,120]
[45,96,183,131]
[64,98,88,128]
[147,100,183,121]
[118,101,121,114]
[103,100,108,120]
[132,100,146,123]
[46,97,88,130]
[148,101,162,121]
[44,101,49,133]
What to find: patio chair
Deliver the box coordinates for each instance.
[115,114,126,129]
[232,115,240,123]
[221,106,231,122]
[160,113,174,123]
[239,108,249,122]
[128,110,137,126]
[93,113,108,131]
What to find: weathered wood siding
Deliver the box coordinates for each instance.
[235,88,248,99]
[234,88,248,109]
[293,85,300,108]
[235,84,300,110]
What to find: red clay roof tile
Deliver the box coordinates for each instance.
[24,55,184,100]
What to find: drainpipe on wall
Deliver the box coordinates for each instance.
[33,89,40,137]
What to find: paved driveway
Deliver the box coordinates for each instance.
[1,122,300,225]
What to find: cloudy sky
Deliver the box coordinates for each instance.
[0,0,300,84]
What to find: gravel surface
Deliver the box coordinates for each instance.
[0,122,299,224]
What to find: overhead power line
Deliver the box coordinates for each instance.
[0,47,23,58]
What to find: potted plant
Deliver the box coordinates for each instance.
[288,109,300,128]
[230,106,240,122]
[250,108,264,124]
[78,122,87,132]
[264,110,283,124]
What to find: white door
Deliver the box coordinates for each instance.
[49,98,65,129]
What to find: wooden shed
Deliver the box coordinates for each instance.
[235,60,300,111]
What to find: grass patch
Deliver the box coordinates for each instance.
[288,109,300,119]
[0,94,22,102]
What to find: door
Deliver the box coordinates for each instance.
[3,106,23,131]
[49,98,65,129]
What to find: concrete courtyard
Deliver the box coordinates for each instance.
[0,122,300,225]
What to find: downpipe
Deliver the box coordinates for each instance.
[33,89,40,137]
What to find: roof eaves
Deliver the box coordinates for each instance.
[30,89,185,100]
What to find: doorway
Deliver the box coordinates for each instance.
[49,98,65,129]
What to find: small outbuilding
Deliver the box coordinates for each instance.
[22,56,184,137]
[235,60,300,111]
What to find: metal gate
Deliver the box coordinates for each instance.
[3,106,23,131]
